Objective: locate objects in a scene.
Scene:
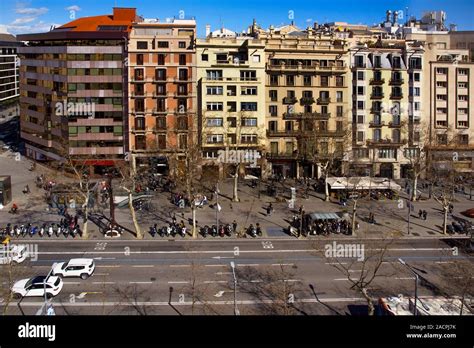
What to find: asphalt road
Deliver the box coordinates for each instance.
[1,238,472,315]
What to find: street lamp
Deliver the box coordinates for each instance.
[230,261,239,315]
[398,258,419,315]
[42,263,57,315]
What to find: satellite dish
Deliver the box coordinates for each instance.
[234,57,240,64]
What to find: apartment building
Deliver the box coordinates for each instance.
[349,40,411,179]
[18,8,138,173]
[128,18,196,174]
[196,30,266,178]
[0,34,20,103]
[250,22,351,178]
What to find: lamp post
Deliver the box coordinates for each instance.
[43,263,57,315]
[398,258,419,315]
[230,261,239,315]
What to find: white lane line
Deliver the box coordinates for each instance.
[282,279,301,282]
[241,280,263,283]
[204,280,227,284]
[436,261,454,264]
[205,264,225,267]
[215,272,232,275]
[395,277,416,280]
[237,264,260,267]
[63,282,82,285]
[168,281,189,284]
[132,265,155,268]
[93,273,109,276]
[96,265,120,268]
[334,278,351,281]
[129,281,153,284]
[169,265,190,268]
[271,263,294,266]
[326,262,348,265]
[348,270,362,273]
[92,282,115,285]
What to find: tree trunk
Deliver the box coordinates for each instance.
[82,194,89,239]
[351,199,358,236]
[129,191,142,239]
[233,164,240,202]
[411,175,418,202]
[443,205,448,235]
[361,288,375,316]
[192,204,197,238]
[324,176,330,202]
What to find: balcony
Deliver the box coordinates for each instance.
[370,107,383,114]
[283,112,330,120]
[266,129,296,137]
[369,78,385,85]
[390,93,404,100]
[388,121,402,128]
[369,121,385,128]
[317,97,331,105]
[352,63,366,69]
[267,63,347,73]
[366,138,407,147]
[152,108,168,115]
[300,97,315,105]
[131,109,146,115]
[266,152,298,160]
[283,97,298,105]
[389,78,404,85]
[370,93,384,99]
[131,127,147,133]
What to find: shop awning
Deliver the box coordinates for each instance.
[327,177,401,191]
[308,212,340,220]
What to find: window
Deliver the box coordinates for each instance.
[286,75,295,86]
[436,68,447,74]
[269,90,278,101]
[436,120,448,127]
[357,115,364,124]
[414,87,420,96]
[179,54,186,65]
[179,41,186,48]
[414,73,420,82]
[241,102,257,111]
[336,76,344,87]
[137,54,144,65]
[355,55,365,68]
[436,108,447,114]
[354,148,369,158]
[459,95,468,101]
[206,118,223,127]
[436,134,448,145]
[374,55,382,68]
[202,54,208,61]
[336,91,343,102]
[242,118,257,127]
[269,105,278,117]
[177,84,188,96]
[207,70,223,80]
[414,102,420,111]
[155,69,166,81]
[207,86,223,95]
[241,86,257,95]
[320,76,329,87]
[357,86,364,96]
[158,134,167,150]
[378,148,396,159]
[268,121,277,132]
[207,102,223,111]
[357,131,365,142]
[337,106,343,117]
[357,101,365,110]
[240,70,257,81]
[241,134,257,144]
[458,82,468,88]
[373,129,381,141]
[252,55,261,62]
[158,54,165,65]
[437,94,447,101]
[458,69,469,75]
[303,75,312,86]
[458,121,469,128]
[458,134,469,145]
[336,121,343,132]
[207,134,223,144]
[227,86,236,96]
[270,75,279,86]
[437,81,447,88]
[158,41,169,48]
[357,71,365,80]
[137,41,148,49]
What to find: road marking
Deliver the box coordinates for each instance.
[237,264,260,267]
[129,281,153,284]
[63,282,81,285]
[271,263,294,266]
[436,261,454,264]
[132,265,155,268]
[169,265,190,268]
[93,273,109,276]
[395,277,416,280]
[216,272,232,275]
[168,281,189,284]
[204,280,227,284]
[92,281,115,285]
[326,262,348,265]
[205,264,225,267]
[282,279,301,282]
[96,265,120,268]
[262,241,274,249]
[348,270,362,273]
[241,280,263,283]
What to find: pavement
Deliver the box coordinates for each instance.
[1,238,472,315]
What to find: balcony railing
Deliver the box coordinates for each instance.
[389,78,404,85]
[266,130,296,137]
[369,121,385,128]
[388,121,402,128]
[370,107,383,114]
[283,97,298,105]
[370,93,384,99]
[267,63,347,72]
[369,78,385,85]
[300,97,315,105]
[283,112,331,120]
[317,97,331,105]
[390,93,404,100]
[366,138,407,146]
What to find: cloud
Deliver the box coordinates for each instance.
[4,21,63,35]
[11,17,36,25]
[15,7,49,16]
[65,5,81,12]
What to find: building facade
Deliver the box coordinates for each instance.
[17,8,137,173]
[196,33,266,178]
[0,34,20,103]
[128,18,196,174]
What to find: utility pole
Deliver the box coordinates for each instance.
[398,258,419,315]
[230,261,239,315]
[407,198,411,235]
[215,183,219,231]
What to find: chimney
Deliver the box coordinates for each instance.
[393,10,399,24]
[386,10,392,23]
[205,24,211,37]
[313,22,319,30]
[449,24,457,32]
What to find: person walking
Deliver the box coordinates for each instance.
[266,203,273,216]
[418,209,423,219]
[422,210,427,220]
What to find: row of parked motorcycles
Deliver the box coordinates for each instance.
[149,223,187,238]
[0,220,81,239]
[447,220,472,235]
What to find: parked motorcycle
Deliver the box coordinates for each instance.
[211,225,218,237]
[201,225,209,238]
[248,224,257,238]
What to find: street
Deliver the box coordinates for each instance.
[1,238,471,315]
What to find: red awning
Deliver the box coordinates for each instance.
[77,160,117,166]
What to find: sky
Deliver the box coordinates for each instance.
[0,0,473,36]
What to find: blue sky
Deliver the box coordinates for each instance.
[1,0,473,36]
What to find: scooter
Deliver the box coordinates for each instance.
[211,225,218,237]
[16,225,23,237]
[39,223,46,237]
[150,224,157,237]
[179,226,186,238]
[256,224,262,236]
[30,225,38,237]
[48,224,54,237]
[159,226,166,237]
[218,225,225,237]
[201,225,209,238]
[63,226,69,238]
[56,225,61,237]
[225,224,233,237]
[248,224,257,238]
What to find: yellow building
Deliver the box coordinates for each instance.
[196,33,266,178]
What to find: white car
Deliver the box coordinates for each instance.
[52,258,95,279]
[0,244,28,265]
[12,276,63,299]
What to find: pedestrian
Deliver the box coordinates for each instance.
[422,210,427,220]
[418,209,423,219]
[172,213,177,225]
[232,220,237,233]
[449,204,454,214]
[267,203,273,216]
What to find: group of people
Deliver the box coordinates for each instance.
[418,209,428,220]
[304,218,352,236]
[171,193,189,208]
